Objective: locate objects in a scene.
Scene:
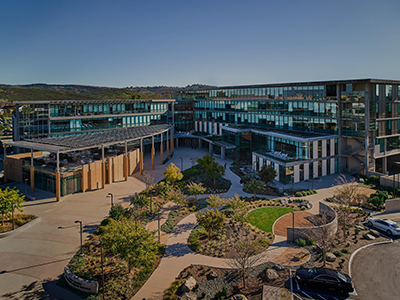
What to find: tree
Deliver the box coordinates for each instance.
[304,214,335,266]
[257,164,277,187]
[227,194,248,223]
[133,194,149,212]
[0,187,25,226]
[206,194,228,208]
[186,182,206,202]
[196,154,214,169]
[163,163,183,186]
[227,227,264,289]
[244,178,265,199]
[109,204,126,221]
[142,171,154,196]
[102,218,160,273]
[165,188,186,210]
[333,175,361,240]
[195,209,225,240]
[206,161,225,187]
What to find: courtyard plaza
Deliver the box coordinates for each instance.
[0,146,397,299]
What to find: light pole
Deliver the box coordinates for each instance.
[24,178,28,196]
[92,240,104,300]
[180,157,183,171]
[107,193,113,207]
[291,173,294,197]
[75,220,83,255]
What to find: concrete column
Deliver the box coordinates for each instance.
[313,162,318,178]
[322,140,327,157]
[101,145,105,188]
[209,142,213,155]
[294,165,300,183]
[166,130,170,157]
[383,157,388,174]
[195,121,198,131]
[331,158,335,174]
[221,147,225,160]
[170,131,174,155]
[56,151,60,202]
[175,137,179,148]
[160,133,163,165]
[322,159,327,176]
[140,138,143,175]
[304,162,309,180]
[274,163,279,181]
[30,149,34,193]
[152,135,155,170]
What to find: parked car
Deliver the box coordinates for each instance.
[367,217,400,236]
[295,267,354,293]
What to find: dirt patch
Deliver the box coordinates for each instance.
[271,247,310,266]
[273,211,314,237]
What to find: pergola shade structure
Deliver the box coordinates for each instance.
[4,124,174,201]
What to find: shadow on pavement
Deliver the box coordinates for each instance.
[170,222,195,236]
[164,243,192,257]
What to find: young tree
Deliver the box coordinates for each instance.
[206,161,225,187]
[142,171,154,196]
[196,154,214,169]
[0,187,25,225]
[186,182,206,202]
[206,194,228,208]
[333,175,361,240]
[227,194,248,223]
[109,204,126,221]
[195,209,225,240]
[227,227,264,289]
[244,178,265,199]
[257,164,277,187]
[102,218,160,273]
[304,214,335,266]
[163,163,183,186]
[165,188,186,210]
[133,194,150,212]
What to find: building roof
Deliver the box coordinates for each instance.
[14,99,175,105]
[6,124,171,153]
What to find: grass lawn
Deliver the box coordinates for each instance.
[247,206,297,233]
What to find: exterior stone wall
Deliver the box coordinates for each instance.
[385,198,400,213]
[287,202,338,243]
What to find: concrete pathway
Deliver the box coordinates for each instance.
[146,201,176,244]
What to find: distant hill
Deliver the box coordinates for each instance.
[0,83,216,103]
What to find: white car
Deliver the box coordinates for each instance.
[367,217,400,236]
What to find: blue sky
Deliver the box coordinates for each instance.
[1,0,399,87]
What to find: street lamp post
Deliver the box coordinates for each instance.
[24,178,28,196]
[107,193,113,207]
[75,220,83,255]
[92,240,104,300]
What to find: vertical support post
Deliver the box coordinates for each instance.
[124,141,128,181]
[56,151,60,202]
[3,143,7,183]
[152,135,155,170]
[166,130,170,158]
[101,145,106,188]
[170,128,174,155]
[30,149,34,193]
[160,132,164,165]
[140,138,143,175]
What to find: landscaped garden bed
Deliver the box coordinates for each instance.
[247,206,297,233]
[0,213,37,234]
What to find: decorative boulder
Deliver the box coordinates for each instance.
[208,270,218,279]
[265,269,279,281]
[299,202,311,209]
[369,229,380,238]
[365,233,376,240]
[181,276,197,293]
[272,263,285,271]
[326,252,336,262]
[228,294,248,300]
[355,225,365,231]
[179,292,197,300]
[279,199,288,205]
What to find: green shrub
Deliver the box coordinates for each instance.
[342,248,351,254]
[100,218,110,227]
[109,204,126,221]
[333,250,343,257]
[306,238,315,245]
[295,191,302,197]
[355,227,361,234]
[296,238,306,247]
[258,237,271,247]
[312,189,317,194]
[215,287,227,300]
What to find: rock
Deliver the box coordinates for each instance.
[181,276,197,293]
[326,252,337,262]
[228,294,248,300]
[365,233,376,240]
[265,269,279,281]
[355,225,365,230]
[272,263,285,271]
[179,292,197,300]
[208,270,218,279]
[279,199,288,205]
[299,202,311,209]
[369,229,380,238]
[359,178,365,183]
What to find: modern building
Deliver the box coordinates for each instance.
[174,79,400,184]
[6,99,175,200]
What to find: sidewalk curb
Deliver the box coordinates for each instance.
[0,216,41,239]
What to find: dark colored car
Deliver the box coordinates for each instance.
[295,267,354,293]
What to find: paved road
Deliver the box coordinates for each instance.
[351,240,400,300]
